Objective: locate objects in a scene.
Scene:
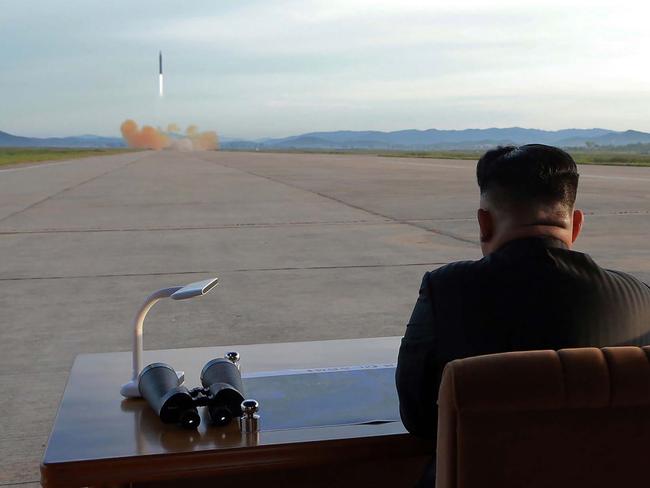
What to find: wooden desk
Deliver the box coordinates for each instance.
[41,337,432,487]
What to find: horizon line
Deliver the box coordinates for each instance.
[3,126,648,141]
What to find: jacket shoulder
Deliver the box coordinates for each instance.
[425,259,486,286]
[560,248,650,292]
[603,267,650,292]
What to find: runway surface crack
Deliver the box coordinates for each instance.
[0,261,447,281]
[198,156,478,246]
[0,153,149,226]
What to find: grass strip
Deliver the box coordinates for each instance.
[0,147,141,167]
[376,150,650,167]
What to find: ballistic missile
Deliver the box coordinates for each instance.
[159,51,163,97]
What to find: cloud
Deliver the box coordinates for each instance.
[117,1,650,86]
[121,2,560,55]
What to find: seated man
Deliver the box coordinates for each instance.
[396,144,650,481]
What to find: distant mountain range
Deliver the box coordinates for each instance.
[0,131,125,148]
[223,128,650,151]
[3,127,650,151]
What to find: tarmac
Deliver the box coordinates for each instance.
[1,150,649,485]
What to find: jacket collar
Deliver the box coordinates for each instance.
[495,236,569,255]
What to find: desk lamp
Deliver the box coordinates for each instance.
[120,277,219,398]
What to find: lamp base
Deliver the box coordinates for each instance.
[120,371,185,398]
[120,380,140,398]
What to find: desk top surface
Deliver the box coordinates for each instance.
[42,336,407,469]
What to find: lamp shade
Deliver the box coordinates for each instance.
[171,278,219,300]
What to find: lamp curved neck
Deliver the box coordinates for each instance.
[131,286,183,381]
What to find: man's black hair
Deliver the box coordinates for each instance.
[476,144,579,209]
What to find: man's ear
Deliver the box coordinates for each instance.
[571,209,584,243]
[477,208,493,243]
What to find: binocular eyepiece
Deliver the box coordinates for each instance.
[138,353,245,429]
[138,363,200,429]
[200,358,245,426]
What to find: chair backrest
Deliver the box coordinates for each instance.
[436,346,650,488]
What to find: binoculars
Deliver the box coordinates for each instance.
[138,353,245,429]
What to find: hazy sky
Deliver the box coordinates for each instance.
[2,0,650,138]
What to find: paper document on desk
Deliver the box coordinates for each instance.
[243,365,400,430]
[243,362,396,378]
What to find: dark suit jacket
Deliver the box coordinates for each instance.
[396,236,650,439]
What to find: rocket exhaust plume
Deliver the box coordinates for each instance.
[121,120,169,150]
[120,119,219,151]
[159,51,163,97]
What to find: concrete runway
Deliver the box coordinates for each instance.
[1,150,649,485]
